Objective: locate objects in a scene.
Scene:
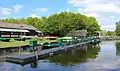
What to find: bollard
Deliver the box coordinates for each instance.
[34,47,38,61]
[29,40,37,52]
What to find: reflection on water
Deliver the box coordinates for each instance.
[30,61,38,68]
[116,42,120,56]
[1,41,120,71]
[44,47,100,66]
[0,47,30,57]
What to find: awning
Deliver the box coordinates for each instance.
[0,28,29,32]
[36,31,42,33]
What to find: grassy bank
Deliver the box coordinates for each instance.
[0,37,57,48]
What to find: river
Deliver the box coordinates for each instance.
[0,40,120,71]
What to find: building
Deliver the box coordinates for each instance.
[0,22,42,37]
[66,30,88,38]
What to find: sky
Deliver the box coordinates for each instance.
[0,0,120,31]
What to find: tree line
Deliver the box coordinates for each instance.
[0,12,100,36]
[116,21,120,36]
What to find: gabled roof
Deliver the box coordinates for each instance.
[67,30,88,37]
[0,22,37,30]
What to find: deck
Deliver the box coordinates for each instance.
[6,39,100,65]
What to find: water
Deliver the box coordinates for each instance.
[0,40,120,71]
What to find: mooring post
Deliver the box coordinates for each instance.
[30,60,38,68]
[35,47,38,61]
[58,39,63,48]
[85,45,87,52]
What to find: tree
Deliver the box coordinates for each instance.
[87,17,100,35]
[23,17,43,31]
[0,12,101,37]
[105,31,116,36]
[115,21,120,36]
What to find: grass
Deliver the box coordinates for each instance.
[0,37,57,48]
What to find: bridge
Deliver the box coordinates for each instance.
[99,36,120,40]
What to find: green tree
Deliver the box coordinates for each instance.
[115,21,120,36]
[24,17,43,31]
[105,31,116,36]
[0,12,101,37]
[87,17,100,35]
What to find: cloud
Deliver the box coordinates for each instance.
[83,13,100,18]
[0,7,12,16]
[83,4,120,13]
[30,8,48,18]
[69,0,120,14]
[68,0,120,15]
[0,4,23,16]
[68,0,120,7]
[12,5,23,13]
[68,0,120,30]
[109,16,115,19]
[101,24,116,31]
[33,8,48,13]
[30,13,40,18]
[66,8,70,12]
[101,25,115,28]
[68,0,101,7]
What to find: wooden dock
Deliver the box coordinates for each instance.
[6,40,100,65]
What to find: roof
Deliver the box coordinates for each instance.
[0,28,29,32]
[0,22,37,31]
[67,30,88,37]
[36,31,42,33]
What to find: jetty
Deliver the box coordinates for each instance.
[6,37,101,65]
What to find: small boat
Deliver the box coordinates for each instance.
[40,42,60,49]
[0,37,10,42]
[14,38,26,41]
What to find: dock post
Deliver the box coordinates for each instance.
[30,60,38,68]
[85,44,87,52]
[35,47,38,61]
[58,39,63,48]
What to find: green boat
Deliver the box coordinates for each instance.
[41,37,80,49]
[0,37,10,42]
[57,37,79,44]
[14,38,26,41]
[41,42,61,49]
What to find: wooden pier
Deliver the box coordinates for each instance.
[6,39,100,65]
